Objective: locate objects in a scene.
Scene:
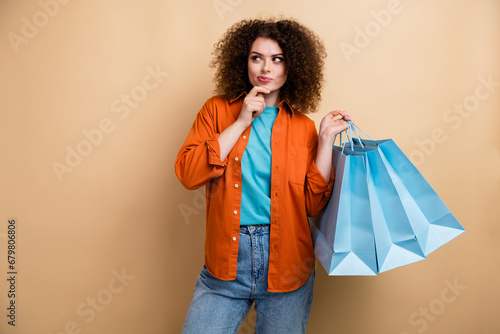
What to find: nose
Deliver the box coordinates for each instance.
[262,60,271,73]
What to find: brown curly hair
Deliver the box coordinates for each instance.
[210,18,327,114]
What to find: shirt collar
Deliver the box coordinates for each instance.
[229,91,296,117]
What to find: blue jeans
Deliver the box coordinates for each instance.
[182,224,315,334]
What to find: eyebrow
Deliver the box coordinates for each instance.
[250,51,284,57]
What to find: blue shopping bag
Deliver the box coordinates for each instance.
[337,141,427,273]
[351,132,465,257]
[312,121,465,276]
[374,139,465,256]
[363,146,427,272]
[311,142,378,276]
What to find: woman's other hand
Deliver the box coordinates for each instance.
[318,110,352,146]
[315,110,352,181]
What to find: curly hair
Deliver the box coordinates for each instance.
[210,18,327,114]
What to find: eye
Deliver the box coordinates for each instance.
[251,55,262,61]
[273,57,284,63]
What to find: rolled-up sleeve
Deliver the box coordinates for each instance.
[175,98,228,189]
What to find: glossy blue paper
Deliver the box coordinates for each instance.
[312,148,378,276]
[312,122,465,276]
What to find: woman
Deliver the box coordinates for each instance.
[175,18,351,333]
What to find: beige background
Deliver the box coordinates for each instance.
[1,0,499,333]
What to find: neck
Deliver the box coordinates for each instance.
[264,90,280,107]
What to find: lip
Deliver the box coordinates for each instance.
[258,76,272,83]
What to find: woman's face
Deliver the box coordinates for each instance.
[247,37,287,101]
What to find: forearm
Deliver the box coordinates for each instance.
[315,137,333,181]
[218,120,248,161]
[316,110,350,180]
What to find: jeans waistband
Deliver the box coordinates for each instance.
[239,224,270,234]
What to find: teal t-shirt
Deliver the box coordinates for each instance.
[240,106,279,225]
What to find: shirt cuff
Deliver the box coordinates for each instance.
[206,133,228,167]
[307,161,334,195]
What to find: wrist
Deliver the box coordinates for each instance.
[233,119,249,133]
[315,141,333,181]
[318,132,335,148]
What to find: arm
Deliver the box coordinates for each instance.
[174,99,227,190]
[304,110,351,216]
[218,86,270,161]
[175,87,270,189]
[315,110,351,180]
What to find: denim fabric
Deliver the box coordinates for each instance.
[182,225,315,334]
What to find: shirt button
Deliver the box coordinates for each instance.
[232,237,237,241]
[233,210,238,215]
[234,184,239,188]
[235,157,239,161]
[243,136,247,139]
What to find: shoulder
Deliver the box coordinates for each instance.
[290,107,317,131]
[203,95,226,109]
[198,95,242,123]
[202,95,243,112]
[198,95,228,116]
[290,107,318,146]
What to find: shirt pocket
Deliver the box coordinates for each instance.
[289,145,308,185]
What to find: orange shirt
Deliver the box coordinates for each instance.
[175,94,334,292]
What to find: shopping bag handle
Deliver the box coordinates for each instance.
[347,120,374,143]
[336,124,354,153]
[334,119,374,154]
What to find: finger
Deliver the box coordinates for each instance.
[246,96,266,105]
[341,112,352,121]
[328,110,344,117]
[253,109,265,118]
[333,110,352,121]
[251,101,266,117]
[244,98,264,108]
[248,85,271,97]
[340,112,352,121]
[248,102,265,115]
[328,120,349,133]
